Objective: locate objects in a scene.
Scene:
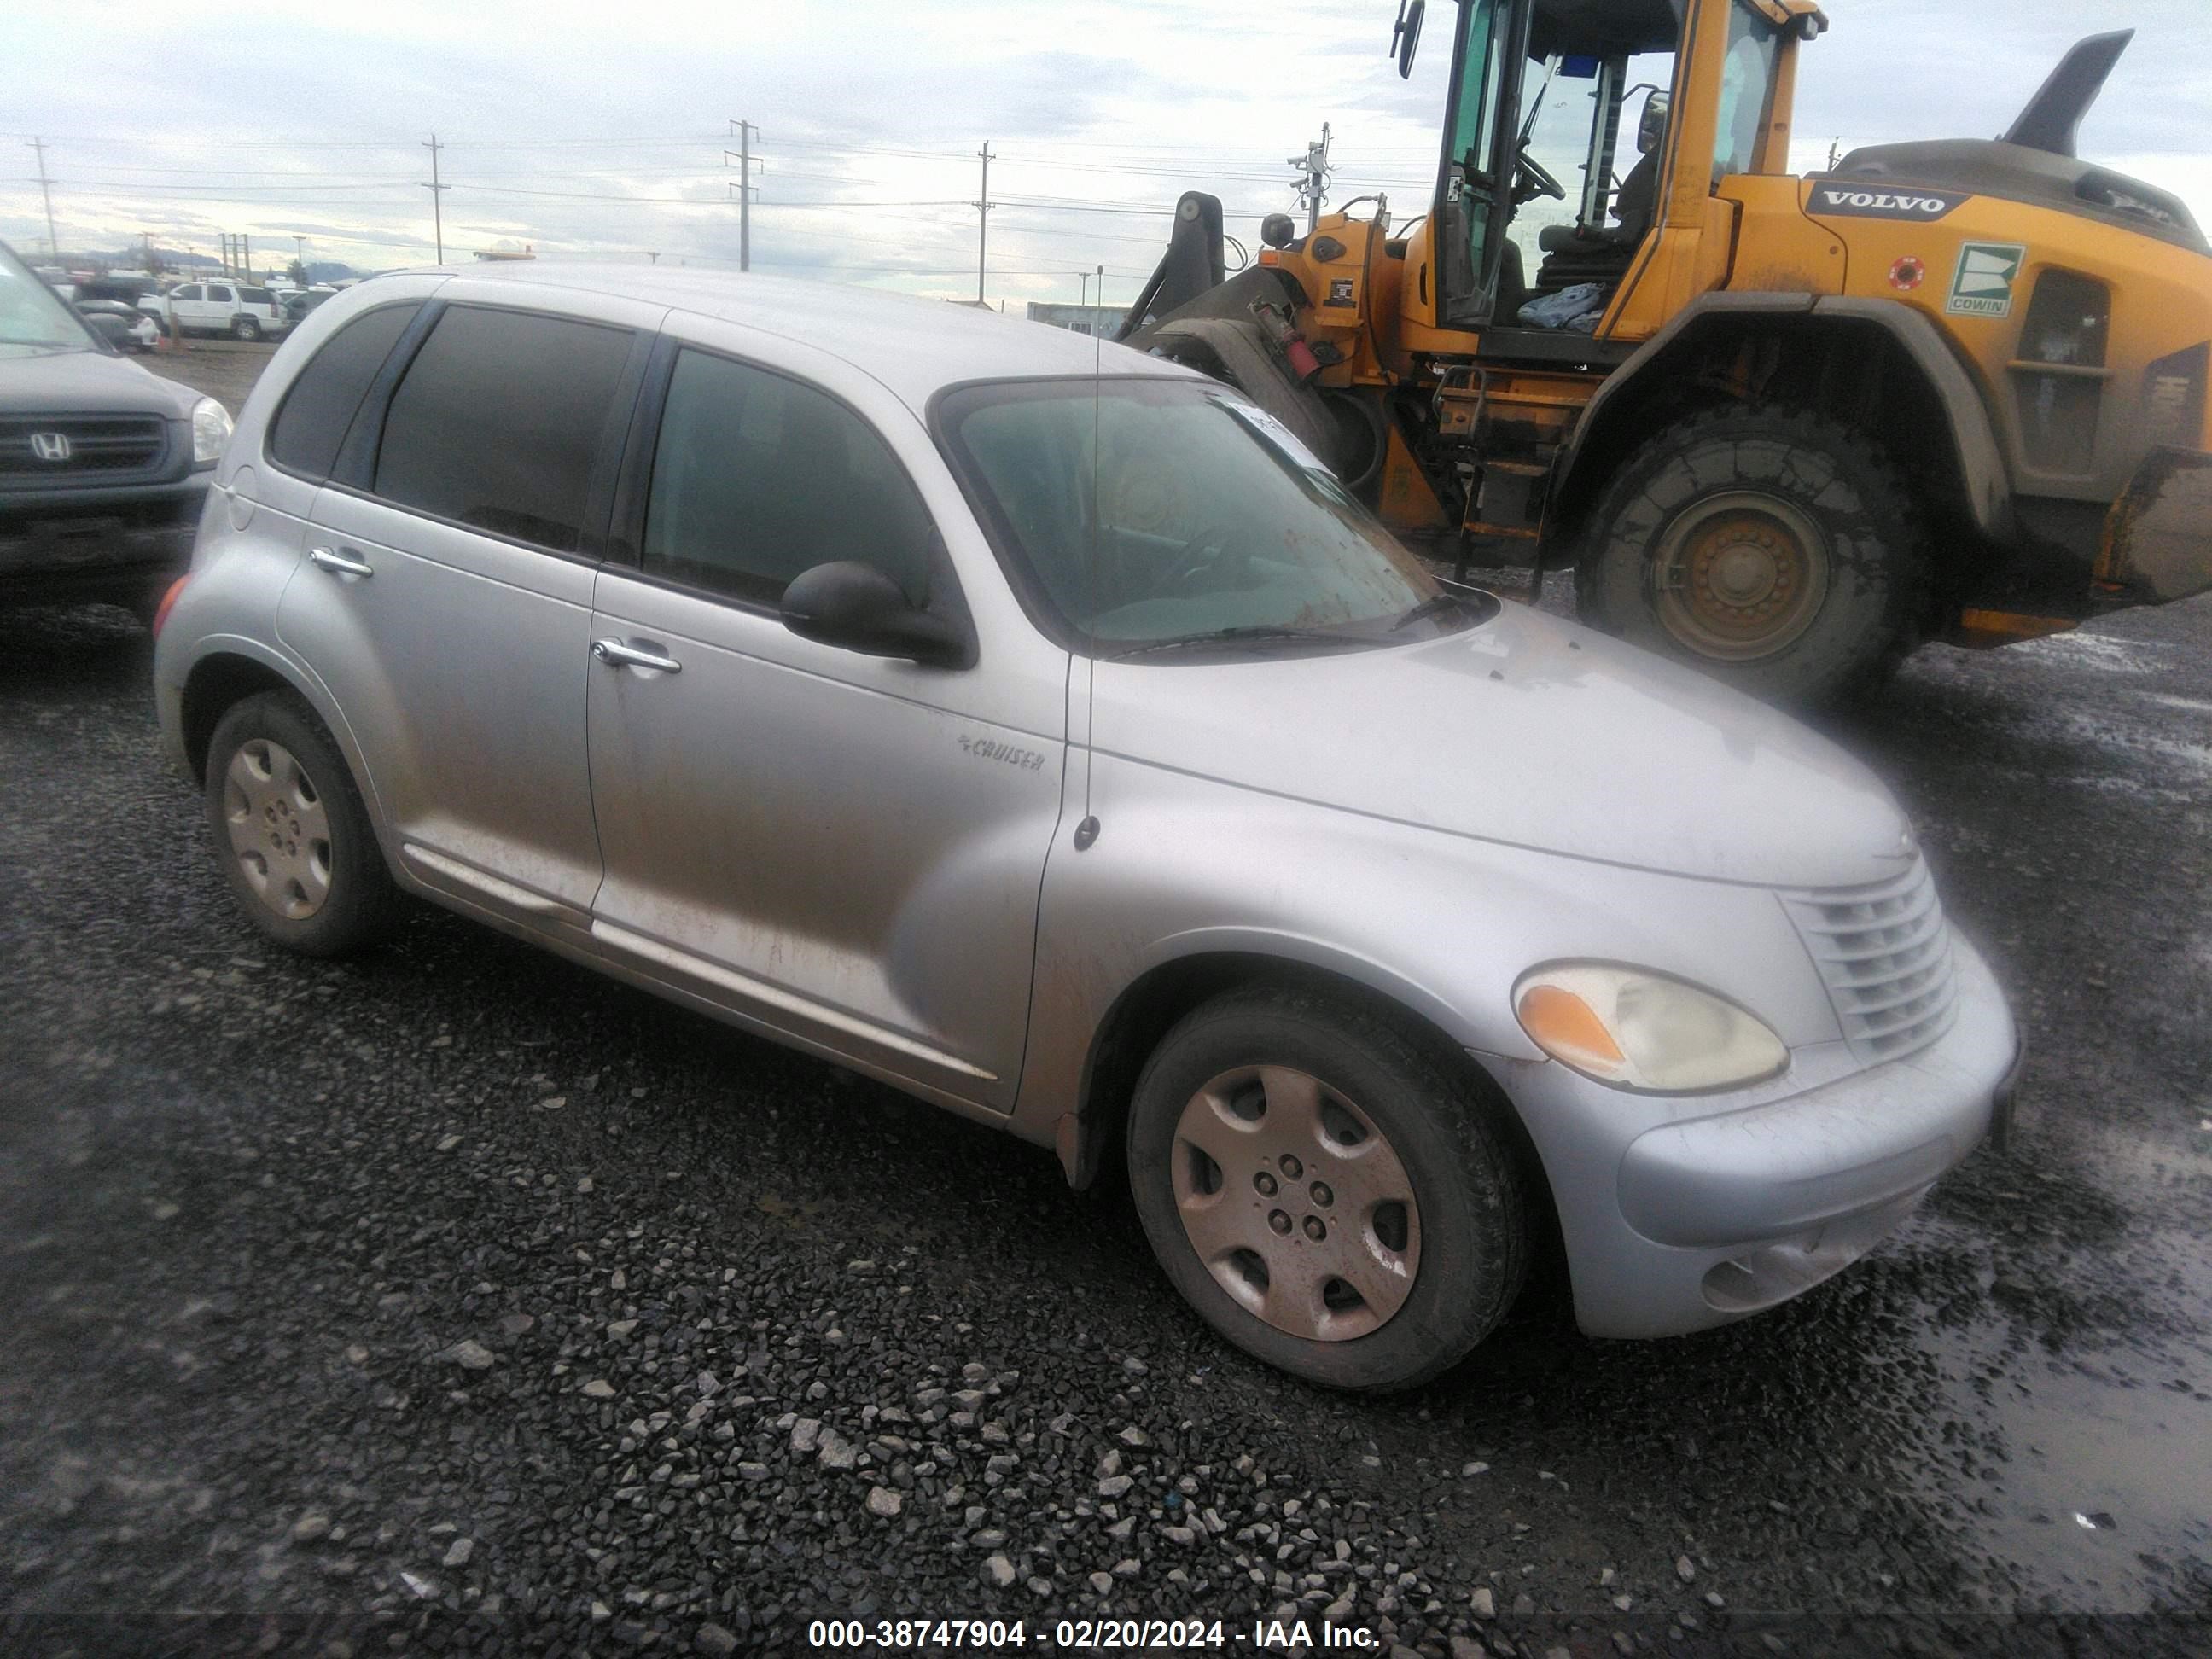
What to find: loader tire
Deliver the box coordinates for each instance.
[1574,405,1927,707]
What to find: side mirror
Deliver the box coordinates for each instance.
[1391,0,1426,79]
[1638,91,1671,155]
[84,311,132,349]
[781,561,971,667]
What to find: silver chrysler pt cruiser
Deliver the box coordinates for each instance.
[153,266,2020,1391]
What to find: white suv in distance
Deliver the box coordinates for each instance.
[149,267,2021,1391]
[143,280,289,341]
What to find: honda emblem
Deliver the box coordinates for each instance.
[29,431,73,463]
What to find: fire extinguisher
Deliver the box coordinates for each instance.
[1249,298,1322,382]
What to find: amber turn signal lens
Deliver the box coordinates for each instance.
[151,575,189,640]
[1516,984,1626,1070]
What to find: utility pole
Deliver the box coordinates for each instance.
[28,137,60,258]
[1290,122,1333,234]
[974,142,994,304]
[294,233,307,278]
[422,134,448,263]
[242,233,253,282]
[725,121,760,271]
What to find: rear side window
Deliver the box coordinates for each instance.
[241,287,272,306]
[373,306,634,552]
[267,302,421,480]
[642,348,933,605]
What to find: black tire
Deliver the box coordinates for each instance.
[203,690,397,957]
[231,315,262,342]
[1126,984,1528,1393]
[1574,405,1927,706]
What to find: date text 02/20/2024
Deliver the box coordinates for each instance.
[806,1618,1379,1650]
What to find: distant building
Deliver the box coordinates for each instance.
[1025,301,1126,337]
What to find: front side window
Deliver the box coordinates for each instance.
[940,378,1484,656]
[175,284,204,302]
[1713,2,1781,180]
[268,302,421,480]
[642,348,934,607]
[373,305,634,552]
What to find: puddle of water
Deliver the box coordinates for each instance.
[1922,1319,2212,1610]
[2019,632,2174,675]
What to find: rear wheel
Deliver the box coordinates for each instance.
[1126,985,1528,1392]
[204,690,397,957]
[1575,405,1927,705]
[231,315,263,341]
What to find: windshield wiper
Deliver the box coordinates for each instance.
[1387,592,1467,632]
[1104,625,1355,661]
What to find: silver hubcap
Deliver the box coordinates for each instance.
[222,739,332,921]
[1170,1065,1421,1342]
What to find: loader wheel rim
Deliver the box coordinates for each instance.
[1650,492,1831,661]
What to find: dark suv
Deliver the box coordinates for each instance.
[3,239,230,620]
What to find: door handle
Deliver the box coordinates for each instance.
[591,637,683,674]
[308,544,374,578]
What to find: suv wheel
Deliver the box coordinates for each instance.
[204,690,397,956]
[1126,985,1528,1392]
[231,315,263,342]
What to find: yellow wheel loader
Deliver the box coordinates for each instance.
[1120,0,2212,704]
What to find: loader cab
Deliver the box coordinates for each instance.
[1422,0,1801,338]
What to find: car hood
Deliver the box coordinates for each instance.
[0,346,199,416]
[1090,603,1914,890]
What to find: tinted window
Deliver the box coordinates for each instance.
[374,306,634,552]
[268,302,421,480]
[175,285,203,302]
[642,349,933,605]
[207,285,234,303]
[241,287,272,305]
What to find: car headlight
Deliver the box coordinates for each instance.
[1513,963,1788,1093]
[190,397,233,466]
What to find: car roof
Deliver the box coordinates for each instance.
[397,262,1196,414]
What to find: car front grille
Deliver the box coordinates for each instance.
[0,415,170,480]
[1781,856,1959,1066]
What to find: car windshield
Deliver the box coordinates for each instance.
[940,377,1486,655]
[0,247,95,357]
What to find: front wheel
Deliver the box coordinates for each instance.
[1126,985,1529,1392]
[1575,405,1928,706]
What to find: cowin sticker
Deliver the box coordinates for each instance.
[1808,184,1967,221]
[1946,242,2027,319]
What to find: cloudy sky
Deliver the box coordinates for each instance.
[8,0,2209,306]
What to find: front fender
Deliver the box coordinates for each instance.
[1007,755,1838,1166]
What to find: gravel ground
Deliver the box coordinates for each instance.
[140,339,276,414]
[2,474,2208,1650]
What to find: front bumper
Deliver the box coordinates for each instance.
[0,474,209,609]
[1489,928,2018,1339]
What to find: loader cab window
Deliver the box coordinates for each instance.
[1437,0,1511,329]
[1713,3,1781,181]
[1434,0,1682,329]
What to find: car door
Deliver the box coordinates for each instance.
[583,328,1070,1110]
[169,283,205,330]
[276,292,658,945]
[201,283,235,331]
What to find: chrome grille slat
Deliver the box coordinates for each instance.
[1783,856,1959,1066]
